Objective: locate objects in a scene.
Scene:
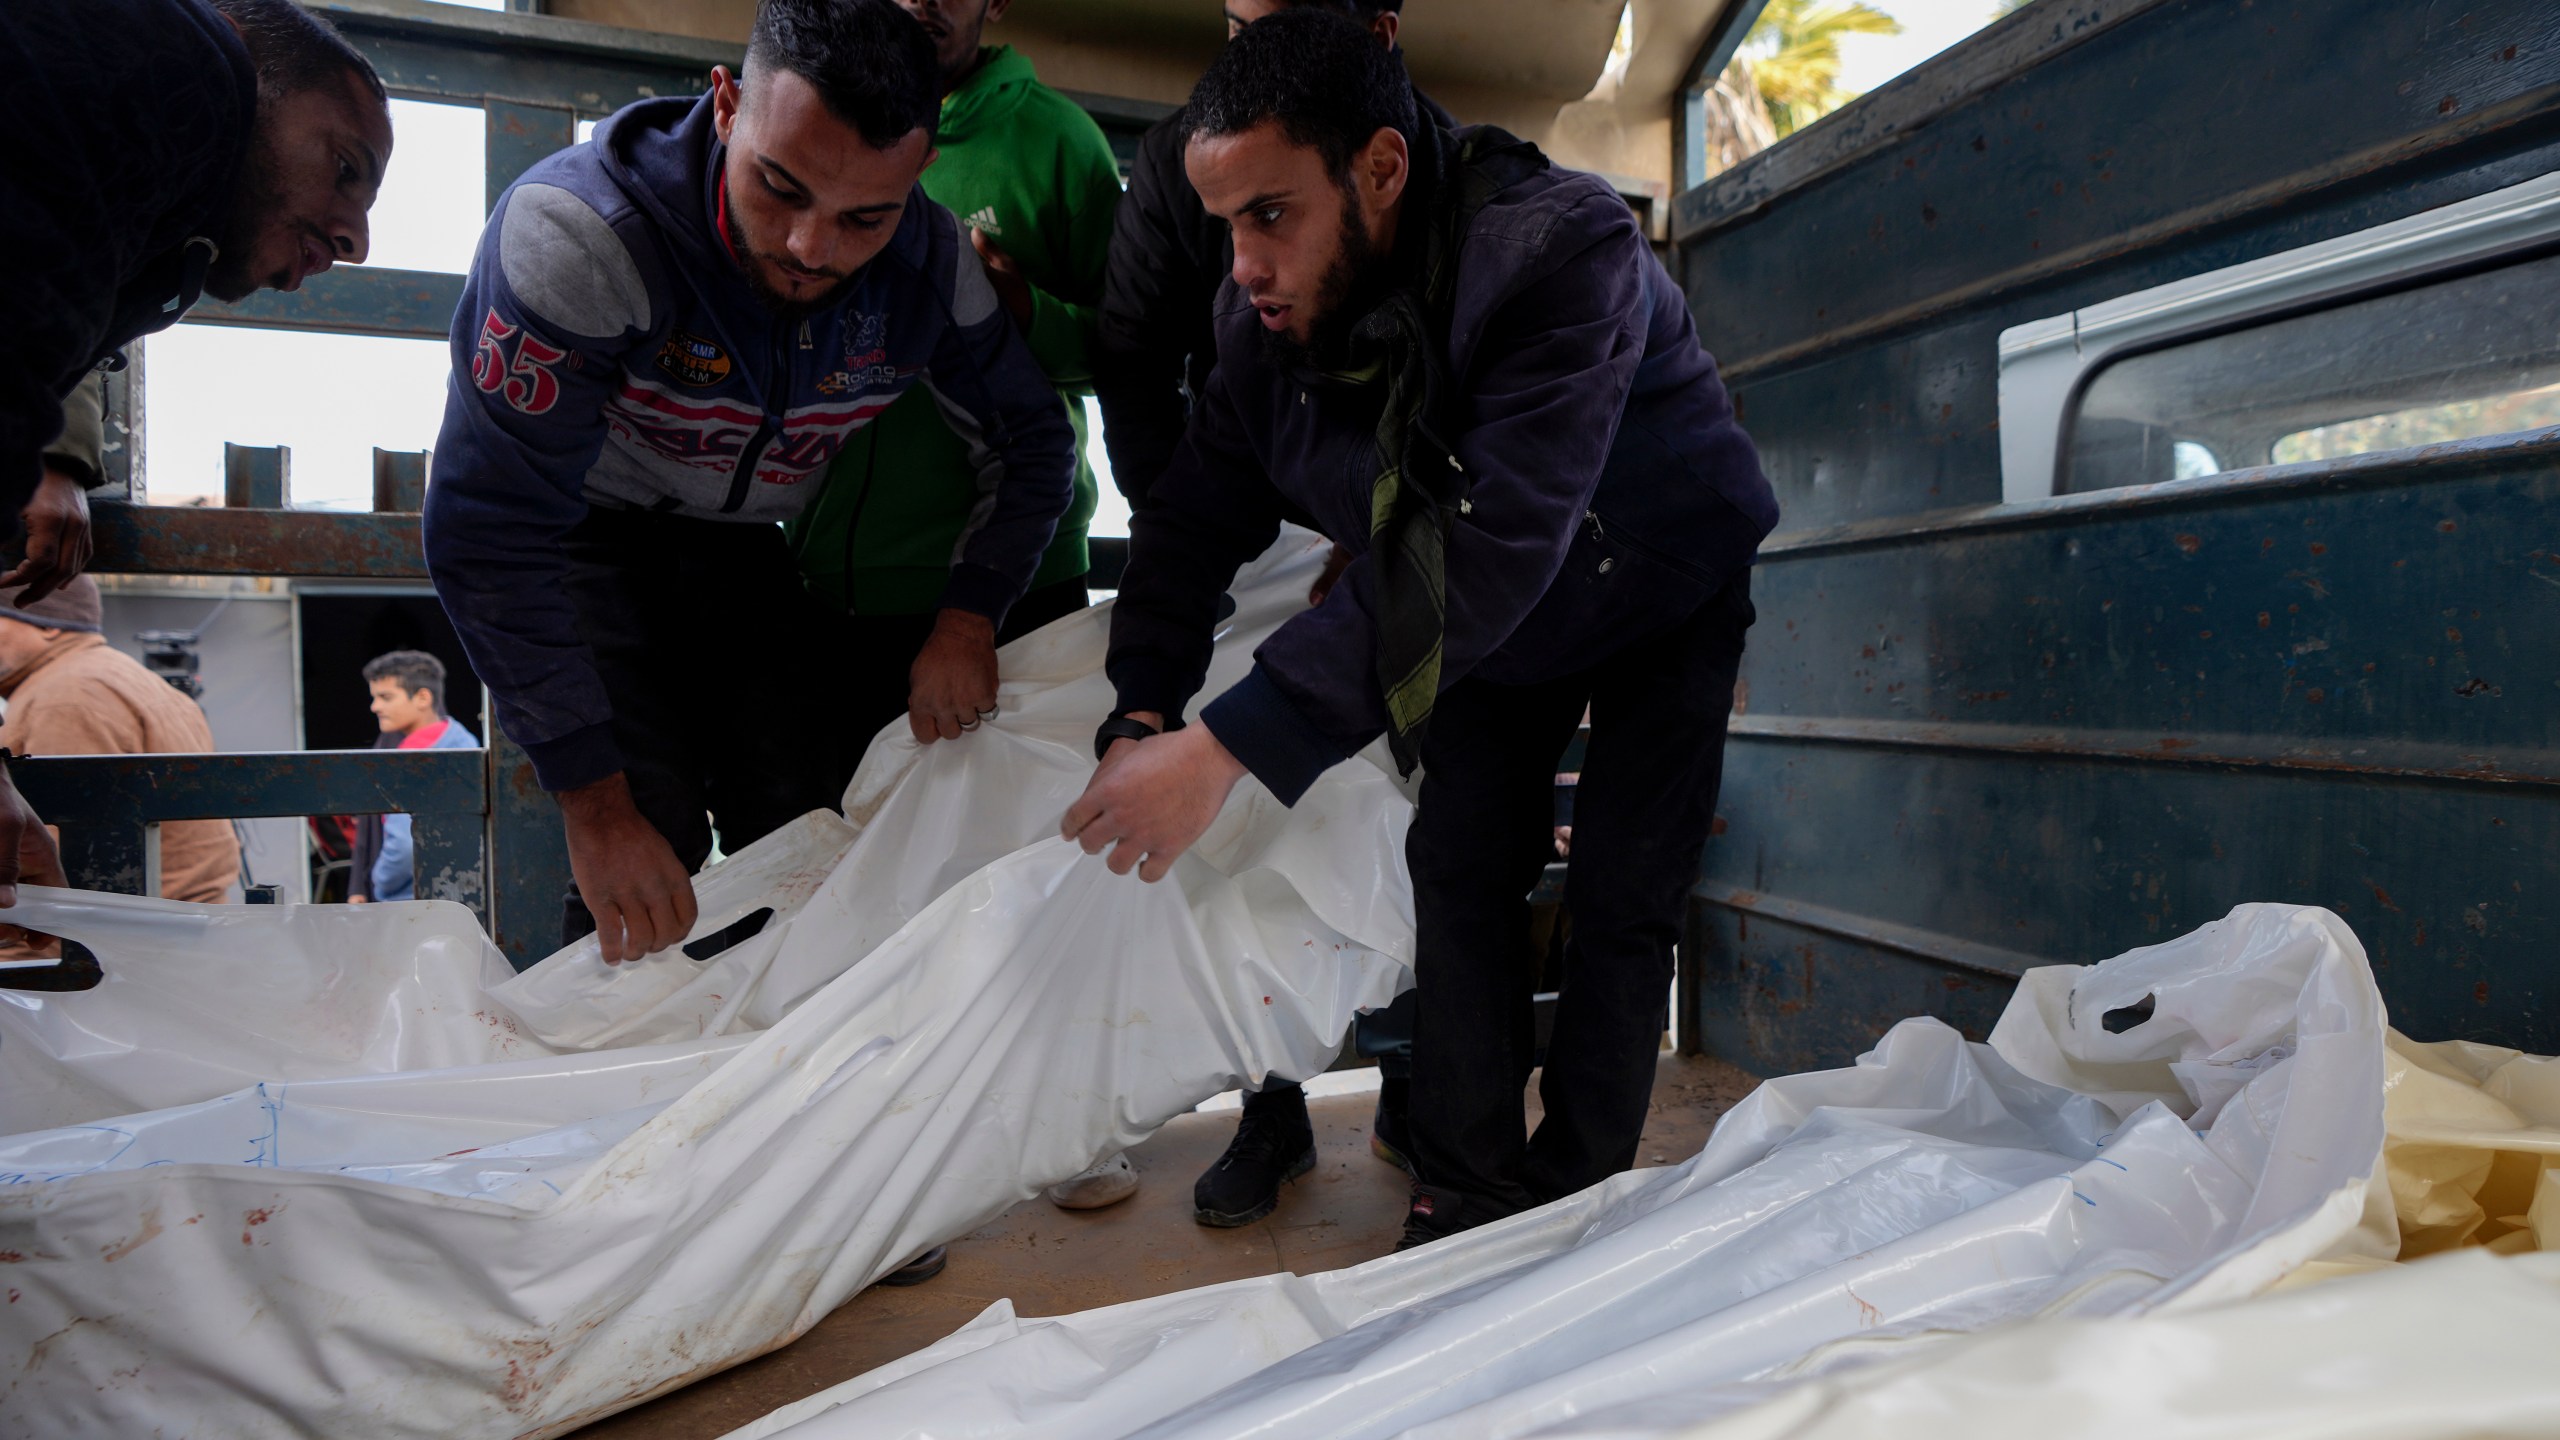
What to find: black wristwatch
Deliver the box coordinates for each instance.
[1093,714,1162,760]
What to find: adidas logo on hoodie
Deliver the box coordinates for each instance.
[965,205,1002,237]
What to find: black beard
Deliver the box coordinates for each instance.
[202,128,284,303]
[725,201,854,318]
[735,251,853,319]
[1259,183,1394,373]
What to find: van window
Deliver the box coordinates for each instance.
[2064,250,2560,491]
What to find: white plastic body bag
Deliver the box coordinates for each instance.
[725,901,2504,1440]
[0,533,1415,1439]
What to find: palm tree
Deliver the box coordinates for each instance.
[1736,0,1904,137]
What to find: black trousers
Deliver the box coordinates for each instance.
[558,508,843,946]
[819,574,1091,797]
[1406,576,1754,1215]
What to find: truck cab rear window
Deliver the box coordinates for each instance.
[2065,250,2560,491]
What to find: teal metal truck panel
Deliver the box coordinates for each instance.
[1679,0,2560,1071]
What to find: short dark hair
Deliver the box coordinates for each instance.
[745,0,941,149]
[363,650,446,712]
[210,0,387,105]
[1183,7,1418,181]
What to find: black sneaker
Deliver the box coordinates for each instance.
[874,1245,949,1287]
[1369,1076,1415,1176]
[1394,1183,1479,1251]
[1194,1084,1316,1227]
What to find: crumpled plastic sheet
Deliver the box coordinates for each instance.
[0,532,1416,1440]
[721,902,2560,1440]
[1654,1248,2560,1440]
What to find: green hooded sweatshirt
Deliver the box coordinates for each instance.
[789,45,1121,617]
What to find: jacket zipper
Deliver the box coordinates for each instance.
[721,318,805,514]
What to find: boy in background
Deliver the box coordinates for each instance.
[348,649,478,904]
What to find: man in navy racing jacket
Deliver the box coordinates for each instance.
[1062,12,1778,1250]
[425,0,1076,972]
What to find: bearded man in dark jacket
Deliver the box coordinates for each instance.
[1093,0,1458,1237]
[1064,10,1778,1251]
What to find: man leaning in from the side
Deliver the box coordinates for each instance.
[0,0,395,912]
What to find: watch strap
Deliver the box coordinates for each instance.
[1093,715,1161,761]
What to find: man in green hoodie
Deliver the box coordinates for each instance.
[791,0,1118,775]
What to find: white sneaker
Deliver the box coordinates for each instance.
[1045,1151,1139,1210]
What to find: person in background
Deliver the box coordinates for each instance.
[792,0,1119,788]
[1091,0,1447,1234]
[16,375,107,605]
[0,576,240,906]
[1065,12,1775,1251]
[792,0,1133,1214]
[348,650,480,905]
[0,374,113,939]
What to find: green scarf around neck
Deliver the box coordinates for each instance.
[1340,123,1548,775]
